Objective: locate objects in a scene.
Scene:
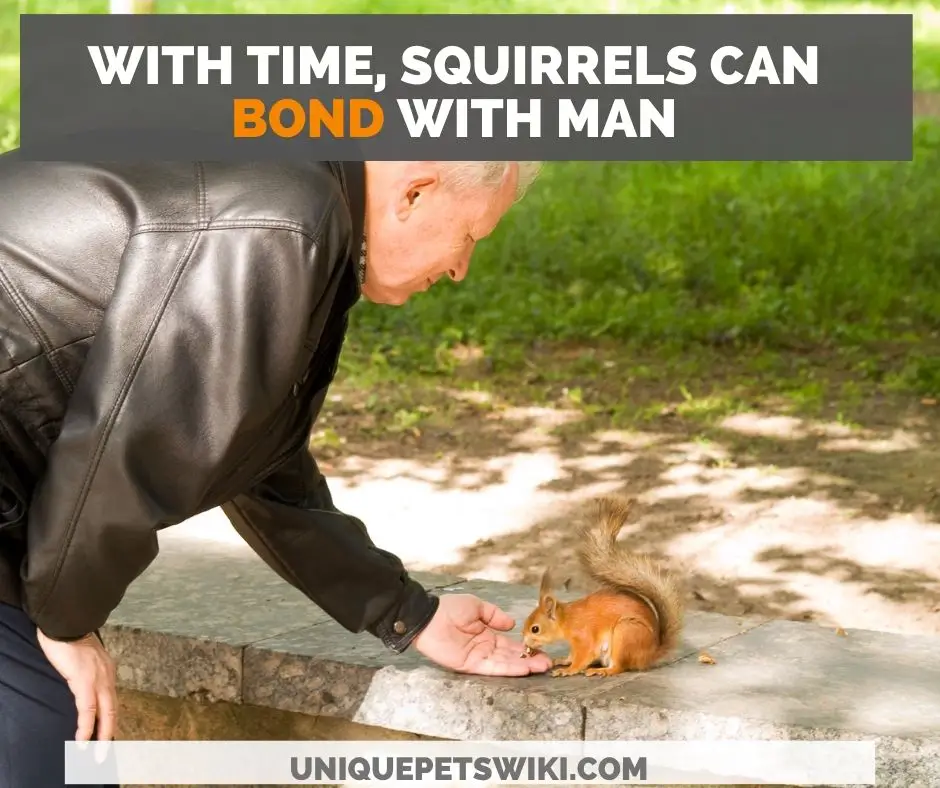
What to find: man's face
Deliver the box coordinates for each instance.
[360,163,519,305]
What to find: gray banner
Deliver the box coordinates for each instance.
[19,13,912,161]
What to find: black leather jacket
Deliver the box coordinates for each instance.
[0,154,439,650]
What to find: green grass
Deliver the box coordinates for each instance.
[340,128,940,388]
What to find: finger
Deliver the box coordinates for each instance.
[71,681,98,742]
[95,681,117,742]
[477,599,515,631]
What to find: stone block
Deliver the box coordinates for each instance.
[104,535,461,701]
[588,619,940,739]
[100,538,940,786]
[112,536,463,644]
[585,619,940,788]
[102,625,243,703]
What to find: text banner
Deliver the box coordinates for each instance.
[19,13,912,161]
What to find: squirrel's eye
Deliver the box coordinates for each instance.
[531,625,539,634]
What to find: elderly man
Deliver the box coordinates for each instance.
[0,157,550,787]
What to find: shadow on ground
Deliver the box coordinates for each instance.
[311,347,940,637]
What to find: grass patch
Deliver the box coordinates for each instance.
[340,121,940,392]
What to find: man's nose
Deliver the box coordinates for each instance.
[448,253,471,282]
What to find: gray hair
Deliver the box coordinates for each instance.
[439,161,543,201]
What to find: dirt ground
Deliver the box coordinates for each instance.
[303,344,940,638]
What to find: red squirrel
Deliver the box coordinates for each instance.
[521,495,685,677]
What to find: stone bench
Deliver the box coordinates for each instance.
[102,531,940,786]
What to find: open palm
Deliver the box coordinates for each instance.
[413,593,552,676]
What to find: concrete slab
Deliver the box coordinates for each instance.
[102,625,244,703]
[585,619,940,788]
[104,534,461,702]
[109,538,322,644]
[588,618,940,739]
[241,579,769,741]
[243,578,585,739]
[101,538,940,783]
[110,534,462,643]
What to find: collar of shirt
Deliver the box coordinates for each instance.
[358,237,367,286]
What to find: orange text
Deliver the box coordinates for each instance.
[233,98,384,138]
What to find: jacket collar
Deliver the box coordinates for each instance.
[332,160,366,305]
[337,161,365,262]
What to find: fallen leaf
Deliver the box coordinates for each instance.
[922,398,937,406]
[698,652,716,665]
[835,627,847,637]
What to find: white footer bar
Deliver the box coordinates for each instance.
[65,739,877,785]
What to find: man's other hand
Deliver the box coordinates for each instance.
[412,593,552,676]
[36,630,117,742]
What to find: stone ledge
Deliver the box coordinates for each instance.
[103,534,940,786]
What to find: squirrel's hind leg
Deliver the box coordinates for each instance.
[585,616,659,676]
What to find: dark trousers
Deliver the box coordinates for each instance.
[0,602,117,788]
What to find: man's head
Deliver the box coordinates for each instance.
[360,160,542,305]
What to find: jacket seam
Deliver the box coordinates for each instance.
[147,202,343,506]
[0,327,47,452]
[0,334,94,381]
[29,174,343,621]
[195,162,208,225]
[29,227,204,622]
[132,219,323,243]
[138,200,342,502]
[0,267,75,395]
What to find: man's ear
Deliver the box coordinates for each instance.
[406,175,436,206]
[396,163,438,212]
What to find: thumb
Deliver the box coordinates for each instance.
[477,599,515,631]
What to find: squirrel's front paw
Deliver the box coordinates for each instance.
[552,657,571,668]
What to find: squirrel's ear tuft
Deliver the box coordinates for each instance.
[539,568,553,599]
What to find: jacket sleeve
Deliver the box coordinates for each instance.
[221,443,440,653]
[21,209,351,640]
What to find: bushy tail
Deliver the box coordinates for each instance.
[577,495,684,659]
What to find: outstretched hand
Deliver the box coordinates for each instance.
[412,593,552,676]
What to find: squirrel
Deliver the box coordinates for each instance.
[521,494,685,677]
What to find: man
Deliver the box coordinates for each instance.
[0,157,551,787]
